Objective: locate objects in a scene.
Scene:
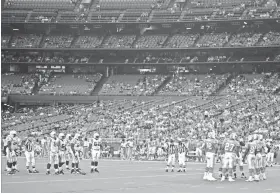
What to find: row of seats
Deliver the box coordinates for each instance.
[38,73,103,96]
[2,7,279,23]
[2,32,280,49]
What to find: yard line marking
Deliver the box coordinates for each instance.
[2,172,203,185]
[123,182,135,185]
[265,189,273,191]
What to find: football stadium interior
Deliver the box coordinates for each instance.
[1,0,280,192]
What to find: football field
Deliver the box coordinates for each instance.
[1,157,280,193]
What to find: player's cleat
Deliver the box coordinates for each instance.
[177,169,182,172]
[203,173,208,180]
[183,169,186,172]
[234,173,237,179]
[254,175,260,182]
[59,170,64,175]
[262,173,267,180]
[91,168,94,173]
[165,169,168,172]
[54,172,60,175]
[28,170,33,173]
[221,176,225,182]
[259,174,263,181]
[241,173,246,178]
[71,169,76,174]
[66,167,70,170]
[270,164,273,167]
[228,177,235,182]
[46,171,51,175]
[33,170,39,173]
[95,169,99,173]
[245,176,254,182]
[12,169,19,173]
[7,171,14,175]
[171,169,174,172]
[208,176,217,181]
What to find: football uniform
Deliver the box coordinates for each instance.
[58,139,67,163]
[244,142,257,170]
[25,139,36,167]
[6,135,20,163]
[90,138,101,162]
[196,140,203,161]
[267,144,275,164]
[126,140,134,160]
[48,137,59,165]
[120,141,126,160]
[255,140,266,169]
[203,139,218,168]
[222,139,240,169]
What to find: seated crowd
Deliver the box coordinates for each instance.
[2,31,280,49]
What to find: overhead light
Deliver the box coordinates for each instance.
[13,29,19,31]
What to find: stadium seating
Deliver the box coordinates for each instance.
[42,35,74,48]
[4,0,76,11]
[38,73,103,96]
[159,74,230,96]
[73,35,104,48]
[10,34,43,48]
[135,35,168,48]
[1,73,38,95]
[226,32,262,47]
[99,75,144,95]
[2,35,11,48]
[196,33,229,47]
[165,34,199,48]
[121,9,151,22]
[102,35,136,48]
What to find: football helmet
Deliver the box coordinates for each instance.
[50,131,56,138]
[59,133,65,140]
[94,133,99,140]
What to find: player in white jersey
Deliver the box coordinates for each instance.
[6,131,20,175]
[65,134,73,170]
[126,137,134,161]
[58,133,67,174]
[25,134,39,173]
[46,131,60,175]
[89,133,101,173]
[70,133,86,175]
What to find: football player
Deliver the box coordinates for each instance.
[255,134,267,181]
[89,133,101,173]
[120,139,127,160]
[6,131,20,175]
[126,137,134,161]
[243,135,257,182]
[233,137,246,179]
[58,133,66,174]
[70,133,85,174]
[25,134,39,173]
[202,132,218,181]
[221,133,240,182]
[267,140,275,167]
[65,134,72,170]
[177,138,188,172]
[165,138,177,172]
[46,131,60,175]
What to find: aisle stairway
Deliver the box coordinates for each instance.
[91,75,109,95]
